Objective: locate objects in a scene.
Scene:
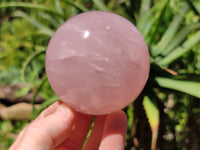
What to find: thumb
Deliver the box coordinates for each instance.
[11,103,76,150]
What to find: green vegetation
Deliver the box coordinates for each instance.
[0,0,200,149]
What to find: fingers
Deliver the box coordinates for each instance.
[10,102,76,150]
[10,102,128,150]
[11,102,60,149]
[99,111,128,150]
[84,115,107,150]
[56,112,94,150]
[84,111,128,150]
[10,102,60,149]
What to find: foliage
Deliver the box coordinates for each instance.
[0,120,28,150]
[0,0,200,149]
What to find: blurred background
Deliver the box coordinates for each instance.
[0,0,200,149]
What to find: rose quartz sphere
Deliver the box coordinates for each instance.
[45,11,150,115]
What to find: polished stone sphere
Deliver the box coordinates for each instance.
[45,11,150,115]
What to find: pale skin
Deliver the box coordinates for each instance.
[10,101,128,150]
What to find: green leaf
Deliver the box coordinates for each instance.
[136,0,151,34]
[143,96,159,150]
[186,0,200,15]
[38,12,60,28]
[162,23,200,56]
[127,103,134,131]
[20,49,46,81]
[143,96,159,130]
[157,30,200,66]
[16,86,31,97]
[155,77,200,98]
[37,96,59,115]
[31,75,48,118]
[13,11,54,36]
[55,0,64,15]
[92,0,109,11]
[62,0,88,12]
[144,0,169,44]
[151,3,189,56]
[55,0,65,24]
[0,2,64,17]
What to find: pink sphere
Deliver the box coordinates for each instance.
[45,11,150,115]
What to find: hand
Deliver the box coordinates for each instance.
[10,101,128,150]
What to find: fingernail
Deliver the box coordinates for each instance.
[55,103,75,117]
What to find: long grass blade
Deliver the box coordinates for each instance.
[55,0,65,24]
[0,2,64,17]
[151,3,189,56]
[127,103,134,132]
[156,77,200,98]
[136,0,151,35]
[92,0,109,11]
[145,0,169,44]
[37,96,60,115]
[158,30,200,66]
[39,12,60,28]
[55,0,64,15]
[62,0,88,12]
[13,11,54,36]
[186,0,200,15]
[31,75,47,117]
[20,49,46,81]
[162,23,200,56]
[143,96,159,150]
